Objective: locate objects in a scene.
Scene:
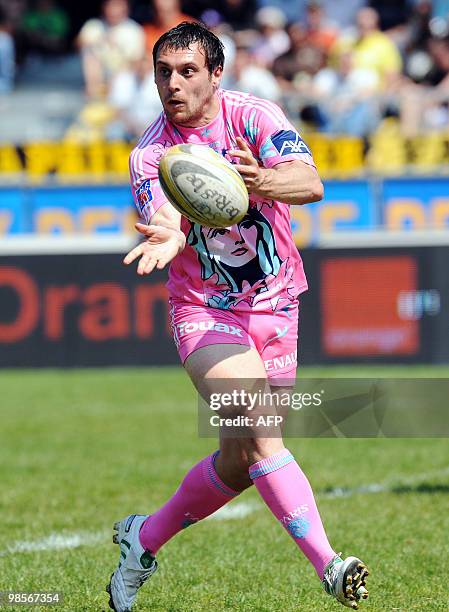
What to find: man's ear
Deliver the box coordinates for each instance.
[211,65,223,89]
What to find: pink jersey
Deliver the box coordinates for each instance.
[129,89,316,313]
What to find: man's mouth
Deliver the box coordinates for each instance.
[231,247,248,256]
[167,99,185,107]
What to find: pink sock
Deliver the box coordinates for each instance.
[249,448,336,579]
[139,451,239,554]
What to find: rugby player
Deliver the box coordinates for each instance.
[106,21,369,612]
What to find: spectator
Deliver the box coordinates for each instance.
[319,0,367,31]
[368,0,409,32]
[200,10,236,88]
[251,6,290,67]
[0,6,15,93]
[342,7,403,91]
[308,46,381,136]
[107,62,162,139]
[144,0,194,56]
[273,21,325,90]
[304,1,339,56]
[399,34,449,135]
[20,0,69,56]
[256,0,308,24]
[0,0,26,30]
[78,0,145,98]
[228,44,281,101]
[400,1,433,82]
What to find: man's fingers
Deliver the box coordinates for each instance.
[135,222,159,237]
[123,244,144,265]
[234,164,258,176]
[137,252,155,275]
[228,150,254,165]
[136,252,150,275]
[228,150,247,159]
[143,258,158,275]
[235,136,251,152]
[156,256,170,270]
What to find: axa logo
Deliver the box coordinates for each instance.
[177,321,243,337]
[271,130,311,156]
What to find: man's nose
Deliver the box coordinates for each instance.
[168,72,181,91]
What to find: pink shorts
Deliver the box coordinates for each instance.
[169,299,299,385]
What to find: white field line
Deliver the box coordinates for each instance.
[0,531,108,557]
[1,466,448,556]
[321,465,449,499]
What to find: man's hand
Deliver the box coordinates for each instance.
[123,222,185,275]
[228,137,266,192]
[229,136,323,205]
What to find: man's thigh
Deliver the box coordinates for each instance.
[269,384,295,437]
[185,343,284,462]
[169,299,299,386]
[184,342,267,400]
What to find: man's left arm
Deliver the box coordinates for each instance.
[229,137,323,205]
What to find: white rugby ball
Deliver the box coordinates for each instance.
[158,144,249,228]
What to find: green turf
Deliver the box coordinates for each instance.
[0,366,448,611]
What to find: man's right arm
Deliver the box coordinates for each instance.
[127,142,188,273]
[123,203,186,275]
[142,201,186,254]
[150,200,182,232]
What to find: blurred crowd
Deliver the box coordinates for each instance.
[1,0,449,139]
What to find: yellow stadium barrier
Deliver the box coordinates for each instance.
[2,132,449,181]
[0,145,22,174]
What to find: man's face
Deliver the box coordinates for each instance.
[155,43,222,127]
[103,0,128,26]
[153,0,179,13]
[356,8,378,35]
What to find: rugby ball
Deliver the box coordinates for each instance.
[158,144,249,228]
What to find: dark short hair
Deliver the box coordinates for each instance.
[153,21,225,74]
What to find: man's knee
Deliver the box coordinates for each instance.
[217,437,285,489]
[215,442,253,491]
[238,437,285,466]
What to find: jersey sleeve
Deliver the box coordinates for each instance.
[240,98,316,170]
[129,141,169,224]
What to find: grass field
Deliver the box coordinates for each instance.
[1,366,448,611]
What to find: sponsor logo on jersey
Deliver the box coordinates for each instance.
[177,320,243,338]
[271,130,311,156]
[136,179,153,213]
[264,349,297,372]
